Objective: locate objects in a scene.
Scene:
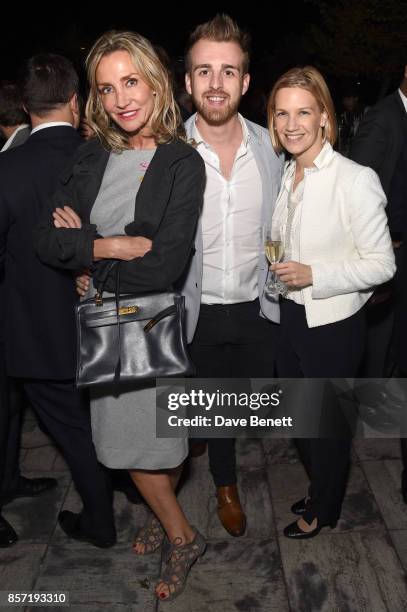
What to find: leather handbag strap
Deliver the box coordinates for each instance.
[113,263,122,384]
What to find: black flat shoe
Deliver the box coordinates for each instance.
[0,515,18,547]
[290,497,309,515]
[283,518,337,540]
[58,511,116,548]
[3,476,57,504]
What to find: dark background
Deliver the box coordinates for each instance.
[1,1,406,107]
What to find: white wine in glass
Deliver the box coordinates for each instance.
[263,229,287,296]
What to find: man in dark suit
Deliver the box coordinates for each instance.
[0,79,57,547]
[351,65,407,504]
[0,54,115,547]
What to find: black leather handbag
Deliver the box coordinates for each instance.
[75,262,194,388]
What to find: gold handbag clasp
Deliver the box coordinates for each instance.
[95,291,103,307]
[118,305,139,316]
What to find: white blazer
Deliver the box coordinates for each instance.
[268,142,396,328]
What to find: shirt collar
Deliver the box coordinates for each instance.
[398,89,407,113]
[1,123,30,152]
[285,141,334,179]
[31,121,74,135]
[191,113,250,149]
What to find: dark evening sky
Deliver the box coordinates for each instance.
[0,3,318,79]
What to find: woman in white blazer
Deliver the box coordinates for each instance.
[266,66,395,538]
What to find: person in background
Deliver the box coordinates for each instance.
[351,64,407,504]
[0,54,116,549]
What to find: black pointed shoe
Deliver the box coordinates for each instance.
[290,497,309,515]
[0,515,18,547]
[283,518,337,539]
[2,476,57,504]
[58,511,116,548]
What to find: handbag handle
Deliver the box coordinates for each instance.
[94,259,120,306]
[93,260,123,383]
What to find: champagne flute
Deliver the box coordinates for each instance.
[263,228,287,296]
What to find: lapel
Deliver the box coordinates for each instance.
[245,120,274,227]
[63,138,194,229]
[127,140,194,238]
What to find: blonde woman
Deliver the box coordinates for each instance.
[265,66,395,538]
[34,30,206,601]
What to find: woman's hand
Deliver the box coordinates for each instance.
[53,206,82,229]
[93,236,152,261]
[272,261,313,288]
[75,270,91,297]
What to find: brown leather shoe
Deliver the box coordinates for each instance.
[216,485,246,537]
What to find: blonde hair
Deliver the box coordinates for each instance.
[267,66,337,152]
[185,14,250,74]
[85,30,184,150]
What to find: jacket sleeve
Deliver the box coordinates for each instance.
[350,106,387,172]
[93,152,205,293]
[33,164,97,270]
[311,167,396,299]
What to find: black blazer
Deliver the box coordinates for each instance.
[351,91,407,234]
[0,126,82,379]
[34,137,205,295]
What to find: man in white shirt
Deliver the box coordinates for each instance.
[182,15,282,536]
[0,81,30,152]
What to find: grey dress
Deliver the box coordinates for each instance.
[85,149,188,469]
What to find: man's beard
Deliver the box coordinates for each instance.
[193,91,241,126]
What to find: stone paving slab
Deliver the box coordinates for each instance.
[177,456,213,536]
[157,539,289,612]
[262,438,300,465]
[363,460,407,530]
[235,438,265,468]
[33,543,159,607]
[279,528,407,612]
[4,436,407,611]
[353,438,401,462]
[1,473,70,543]
[0,544,47,590]
[20,447,59,473]
[389,529,407,572]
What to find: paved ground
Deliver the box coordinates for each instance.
[1,412,407,612]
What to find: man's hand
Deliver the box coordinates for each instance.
[75,271,91,297]
[272,261,313,288]
[93,236,152,261]
[53,206,82,229]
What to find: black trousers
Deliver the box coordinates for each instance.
[189,299,279,487]
[277,299,366,525]
[18,379,114,535]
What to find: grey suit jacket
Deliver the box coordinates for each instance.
[6,125,31,150]
[182,114,282,341]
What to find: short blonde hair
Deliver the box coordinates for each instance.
[85,30,184,151]
[267,66,337,152]
[185,14,250,74]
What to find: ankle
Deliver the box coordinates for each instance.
[168,526,195,546]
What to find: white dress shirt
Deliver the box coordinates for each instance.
[273,145,330,305]
[30,121,73,135]
[398,88,407,113]
[1,123,30,152]
[192,114,263,304]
